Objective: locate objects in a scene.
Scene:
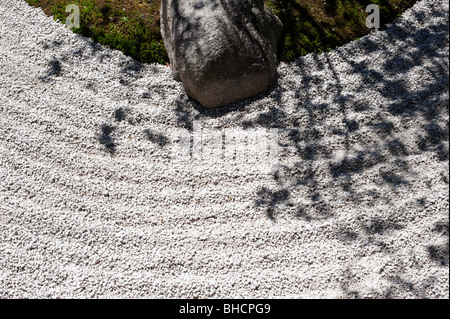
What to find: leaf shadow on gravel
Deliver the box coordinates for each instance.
[98,124,116,155]
[39,57,63,82]
[172,4,449,298]
[144,129,169,148]
[427,221,449,267]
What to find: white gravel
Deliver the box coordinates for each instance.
[0,0,448,298]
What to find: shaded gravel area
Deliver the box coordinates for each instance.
[0,0,448,298]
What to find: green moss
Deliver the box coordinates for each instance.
[26,0,416,65]
[26,0,168,65]
[267,0,417,61]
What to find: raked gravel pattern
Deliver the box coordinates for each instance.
[0,0,448,298]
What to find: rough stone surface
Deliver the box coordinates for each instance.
[161,0,283,108]
[0,0,448,298]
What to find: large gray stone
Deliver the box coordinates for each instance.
[161,0,283,108]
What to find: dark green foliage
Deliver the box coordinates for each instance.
[26,0,416,65]
[266,0,417,62]
[27,0,168,65]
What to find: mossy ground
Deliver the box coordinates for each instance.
[266,0,417,61]
[26,0,417,64]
